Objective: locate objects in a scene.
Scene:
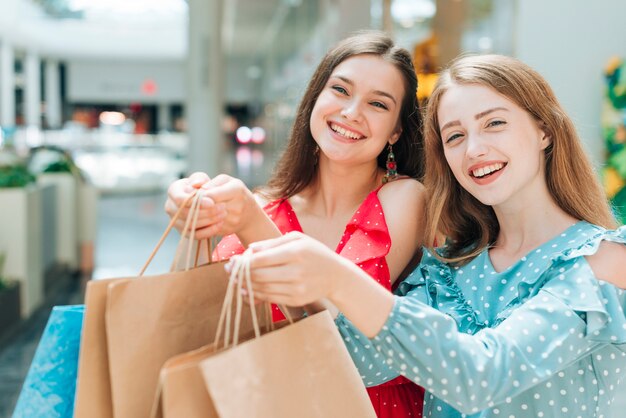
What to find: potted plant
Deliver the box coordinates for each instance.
[0,163,36,187]
[0,252,21,342]
[0,153,44,318]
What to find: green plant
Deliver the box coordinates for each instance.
[42,160,73,173]
[0,164,36,188]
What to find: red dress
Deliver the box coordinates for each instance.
[214,186,425,417]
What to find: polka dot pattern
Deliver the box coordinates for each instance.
[337,222,626,417]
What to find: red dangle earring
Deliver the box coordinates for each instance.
[383,142,397,183]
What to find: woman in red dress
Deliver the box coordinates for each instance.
[166,31,426,417]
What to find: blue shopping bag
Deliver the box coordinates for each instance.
[12,305,85,418]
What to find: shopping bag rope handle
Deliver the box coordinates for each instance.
[139,190,214,276]
[214,250,293,349]
[171,189,212,272]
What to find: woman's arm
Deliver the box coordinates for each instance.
[246,232,626,414]
[164,173,281,246]
[247,232,396,336]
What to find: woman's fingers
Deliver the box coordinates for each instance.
[192,223,225,240]
[202,177,248,204]
[248,231,305,254]
[247,284,306,306]
[188,171,211,187]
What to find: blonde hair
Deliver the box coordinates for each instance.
[423,54,617,264]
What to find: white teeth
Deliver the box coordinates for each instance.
[330,123,361,140]
[472,163,504,178]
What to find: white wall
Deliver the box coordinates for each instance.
[67,61,186,103]
[0,0,185,61]
[515,0,626,165]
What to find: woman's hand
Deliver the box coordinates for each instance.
[239,232,354,306]
[164,172,227,240]
[239,231,396,337]
[165,173,281,245]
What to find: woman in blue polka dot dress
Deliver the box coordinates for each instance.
[240,54,626,417]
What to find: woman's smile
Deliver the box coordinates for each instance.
[328,121,366,142]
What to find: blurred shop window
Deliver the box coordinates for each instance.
[414,35,439,103]
[603,57,626,224]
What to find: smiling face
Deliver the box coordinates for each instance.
[438,83,551,208]
[309,54,405,168]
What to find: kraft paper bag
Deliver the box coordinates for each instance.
[74,190,246,418]
[153,307,278,418]
[200,311,376,418]
[105,260,235,418]
[153,252,375,418]
[74,278,127,418]
[153,344,219,418]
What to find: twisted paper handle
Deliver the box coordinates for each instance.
[139,189,214,276]
[214,249,293,349]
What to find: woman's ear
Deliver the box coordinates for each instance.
[538,121,552,150]
[390,127,403,145]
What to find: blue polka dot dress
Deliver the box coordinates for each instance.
[336,222,626,417]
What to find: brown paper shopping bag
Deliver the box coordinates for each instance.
[201,311,375,418]
[73,277,127,418]
[74,191,264,418]
[153,344,219,418]
[154,252,376,418]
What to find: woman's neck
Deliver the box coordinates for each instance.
[299,159,382,218]
[492,188,578,257]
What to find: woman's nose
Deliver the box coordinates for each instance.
[465,135,489,158]
[340,99,363,121]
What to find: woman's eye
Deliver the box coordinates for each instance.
[371,101,388,110]
[487,120,506,128]
[332,85,348,95]
[445,133,463,143]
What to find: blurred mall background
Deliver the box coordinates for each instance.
[1,0,626,415]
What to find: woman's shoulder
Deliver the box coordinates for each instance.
[376,177,426,218]
[377,177,425,200]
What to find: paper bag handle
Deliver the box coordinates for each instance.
[170,189,215,272]
[214,250,293,349]
[139,190,214,276]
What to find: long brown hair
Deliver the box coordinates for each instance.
[423,54,617,264]
[263,31,424,199]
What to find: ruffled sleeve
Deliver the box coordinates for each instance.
[542,225,626,343]
[401,249,490,334]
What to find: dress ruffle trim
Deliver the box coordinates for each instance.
[397,249,487,335]
[397,226,626,341]
[545,225,626,344]
[339,192,391,265]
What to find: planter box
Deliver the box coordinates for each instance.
[77,182,98,275]
[0,185,44,318]
[38,173,79,270]
[0,282,21,341]
[40,183,57,273]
